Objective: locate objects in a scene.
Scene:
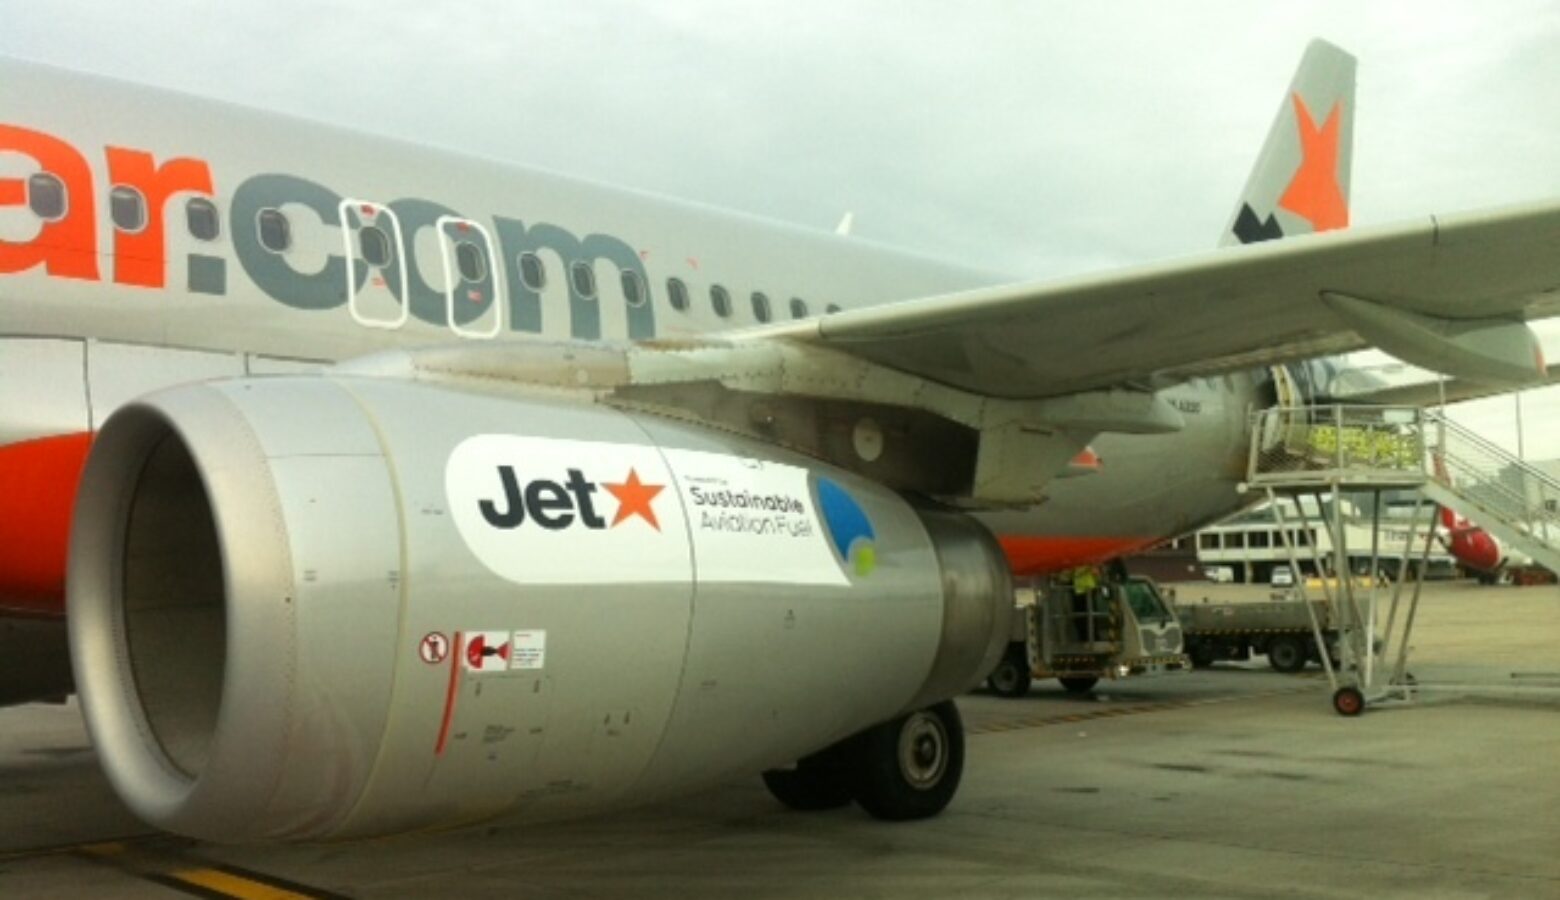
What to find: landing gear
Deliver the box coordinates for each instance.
[1059,676,1099,694]
[851,701,964,821]
[1266,635,1308,673]
[761,701,965,821]
[986,645,1032,698]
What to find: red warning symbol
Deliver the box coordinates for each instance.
[464,631,512,672]
[419,632,450,665]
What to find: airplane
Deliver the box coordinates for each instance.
[3,38,1559,843]
[1438,505,1532,582]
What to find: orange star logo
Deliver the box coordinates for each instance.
[603,468,664,530]
[1278,93,1348,233]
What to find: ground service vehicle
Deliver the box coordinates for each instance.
[1177,595,1337,672]
[985,576,1189,697]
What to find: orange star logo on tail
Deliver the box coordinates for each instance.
[1278,93,1348,232]
[603,468,664,530]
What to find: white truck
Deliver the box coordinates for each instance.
[985,575,1190,697]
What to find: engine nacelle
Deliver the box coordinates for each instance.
[68,375,1010,841]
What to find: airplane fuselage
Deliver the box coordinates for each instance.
[0,58,1260,621]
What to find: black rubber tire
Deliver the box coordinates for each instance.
[986,647,1032,698]
[1187,639,1216,669]
[1332,686,1366,717]
[849,701,964,821]
[1267,635,1308,673]
[762,750,854,811]
[1059,676,1099,694]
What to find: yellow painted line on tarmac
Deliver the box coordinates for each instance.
[27,836,352,900]
[966,685,1318,736]
[167,866,320,899]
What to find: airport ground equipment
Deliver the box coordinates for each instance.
[1177,597,1337,672]
[1248,404,1560,714]
[985,576,1189,698]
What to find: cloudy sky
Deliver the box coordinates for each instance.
[4,2,1560,451]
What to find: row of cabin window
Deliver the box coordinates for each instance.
[27,172,222,240]
[26,174,845,321]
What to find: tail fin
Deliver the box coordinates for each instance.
[1221,39,1356,247]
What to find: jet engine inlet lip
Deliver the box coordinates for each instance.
[68,386,297,840]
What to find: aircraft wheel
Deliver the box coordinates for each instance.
[850,701,963,821]
[1332,686,1366,717]
[986,648,1032,698]
[762,750,853,811]
[1059,676,1099,694]
[1267,635,1307,673]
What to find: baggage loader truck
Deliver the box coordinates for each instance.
[985,575,1190,698]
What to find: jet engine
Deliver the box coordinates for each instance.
[68,375,1010,841]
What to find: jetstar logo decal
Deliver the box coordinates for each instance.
[1232,94,1348,245]
[477,465,664,532]
[448,435,857,586]
[605,469,664,530]
[1277,94,1348,233]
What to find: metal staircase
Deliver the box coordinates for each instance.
[1244,404,1560,715]
[1419,410,1560,572]
[1248,404,1560,573]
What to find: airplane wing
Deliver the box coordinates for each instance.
[754,200,1560,399]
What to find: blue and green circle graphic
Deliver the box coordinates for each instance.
[815,477,876,577]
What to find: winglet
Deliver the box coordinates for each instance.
[1222,39,1356,247]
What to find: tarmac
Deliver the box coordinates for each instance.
[1,579,1557,898]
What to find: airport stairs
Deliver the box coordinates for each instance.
[1247,403,1560,573]
[1418,409,1560,574]
[1245,403,1560,715]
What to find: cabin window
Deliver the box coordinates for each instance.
[789,297,809,319]
[26,173,66,221]
[621,269,647,307]
[359,226,392,268]
[257,208,291,253]
[667,277,690,311]
[518,252,545,290]
[751,292,772,323]
[110,187,147,233]
[186,198,220,241]
[825,303,842,315]
[710,285,732,318]
[571,261,597,299]
[456,241,486,282]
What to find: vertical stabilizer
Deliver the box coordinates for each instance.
[1221,39,1356,246]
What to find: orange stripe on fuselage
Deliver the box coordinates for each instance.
[0,432,92,617]
[998,535,1155,577]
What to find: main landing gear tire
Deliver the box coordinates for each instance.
[986,649,1033,698]
[1332,686,1366,717]
[1267,635,1308,673]
[761,749,854,811]
[851,701,964,821]
[1059,676,1099,694]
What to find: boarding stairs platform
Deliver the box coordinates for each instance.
[1243,404,1560,714]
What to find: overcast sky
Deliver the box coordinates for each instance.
[3,2,1560,454]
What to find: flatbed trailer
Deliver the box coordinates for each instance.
[985,575,1190,697]
[1176,595,1337,672]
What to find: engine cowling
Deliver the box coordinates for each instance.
[68,375,1010,841]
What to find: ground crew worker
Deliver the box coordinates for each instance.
[1070,565,1100,642]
